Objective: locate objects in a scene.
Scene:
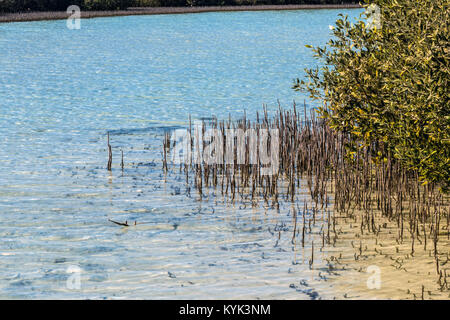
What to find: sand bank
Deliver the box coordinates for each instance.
[0,4,362,23]
[314,201,450,299]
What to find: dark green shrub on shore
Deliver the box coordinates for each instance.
[0,0,82,12]
[295,0,450,192]
[83,0,135,10]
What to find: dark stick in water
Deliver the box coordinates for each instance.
[107,132,112,171]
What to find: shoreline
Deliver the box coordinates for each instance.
[0,4,362,23]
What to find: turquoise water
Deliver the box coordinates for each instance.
[0,9,361,299]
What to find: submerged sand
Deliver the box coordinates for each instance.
[199,178,449,300]
[302,196,450,300]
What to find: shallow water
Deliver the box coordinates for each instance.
[0,9,362,299]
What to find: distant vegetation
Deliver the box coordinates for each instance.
[0,0,131,12]
[296,0,450,192]
[0,0,359,13]
[134,0,358,8]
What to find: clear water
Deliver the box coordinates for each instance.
[0,9,362,299]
